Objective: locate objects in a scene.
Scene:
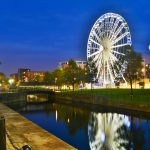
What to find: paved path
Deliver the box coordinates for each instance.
[0,103,76,150]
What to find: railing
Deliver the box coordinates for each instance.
[0,116,31,150]
[0,116,6,150]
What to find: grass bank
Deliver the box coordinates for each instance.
[54,89,150,113]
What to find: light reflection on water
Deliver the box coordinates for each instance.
[17,103,150,150]
[88,113,130,150]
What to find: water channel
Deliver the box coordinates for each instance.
[15,101,150,150]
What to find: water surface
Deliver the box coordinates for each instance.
[18,102,150,150]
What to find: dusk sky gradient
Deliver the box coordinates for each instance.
[0,0,150,76]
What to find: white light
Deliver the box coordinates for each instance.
[56,110,57,122]
[149,45,150,50]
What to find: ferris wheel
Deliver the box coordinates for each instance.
[87,12,132,85]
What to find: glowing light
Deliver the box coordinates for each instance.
[56,110,57,122]
[8,79,14,84]
[141,68,145,72]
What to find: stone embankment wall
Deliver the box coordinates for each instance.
[0,103,76,150]
[0,92,26,105]
[53,93,108,105]
[53,93,150,113]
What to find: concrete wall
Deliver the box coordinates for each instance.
[0,92,26,105]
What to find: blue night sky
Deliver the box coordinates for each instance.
[0,0,150,76]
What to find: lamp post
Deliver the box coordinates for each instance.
[8,78,15,90]
[73,77,76,91]
[55,77,57,91]
[141,68,145,88]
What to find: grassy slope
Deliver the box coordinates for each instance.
[60,89,150,106]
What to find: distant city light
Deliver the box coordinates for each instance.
[141,68,145,72]
[8,79,14,85]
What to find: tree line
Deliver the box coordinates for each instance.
[43,59,97,90]
[42,45,145,94]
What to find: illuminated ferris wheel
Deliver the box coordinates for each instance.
[87,12,132,85]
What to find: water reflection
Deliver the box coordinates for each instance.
[88,113,130,150]
[18,103,149,150]
[51,103,90,136]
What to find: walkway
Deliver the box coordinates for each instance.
[0,103,76,150]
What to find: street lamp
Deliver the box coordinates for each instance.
[141,68,145,88]
[54,77,57,91]
[8,78,15,90]
[8,79,14,85]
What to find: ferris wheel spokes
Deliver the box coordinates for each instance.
[112,32,130,45]
[87,12,132,86]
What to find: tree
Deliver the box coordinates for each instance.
[85,57,97,89]
[0,72,6,82]
[77,67,86,87]
[53,68,64,89]
[44,72,54,83]
[124,46,143,96]
[63,59,80,91]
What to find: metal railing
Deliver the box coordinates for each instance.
[0,116,6,150]
[0,116,31,150]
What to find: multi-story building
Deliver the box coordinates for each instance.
[13,68,46,82]
[25,71,45,82]
[10,73,18,82]
[145,63,150,78]
[59,60,86,69]
[18,68,30,82]
[141,60,146,76]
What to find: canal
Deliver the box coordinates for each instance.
[15,102,150,150]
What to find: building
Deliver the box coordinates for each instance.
[25,71,45,82]
[18,68,30,82]
[10,73,18,82]
[12,68,46,82]
[145,63,150,78]
[59,60,86,69]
